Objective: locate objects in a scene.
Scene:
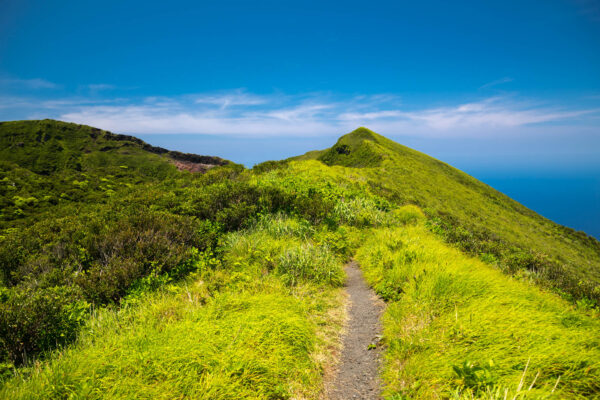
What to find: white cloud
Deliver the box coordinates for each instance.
[2,89,598,138]
[339,110,403,120]
[194,91,268,109]
[0,77,59,89]
[336,97,600,135]
[479,77,514,89]
[58,99,340,136]
[262,104,334,121]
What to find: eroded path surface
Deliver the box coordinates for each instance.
[327,261,384,400]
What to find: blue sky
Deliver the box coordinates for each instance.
[1,0,599,235]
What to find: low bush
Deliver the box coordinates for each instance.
[0,286,89,366]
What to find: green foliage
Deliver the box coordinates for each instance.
[0,197,346,398]
[278,244,344,287]
[314,227,355,259]
[452,360,498,393]
[253,213,315,239]
[0,120,226,230]
[333,197,390,227]
[1,291,336,399]
[0,286,89,365]
[393,204,425,225]
[355,220,600,399]
[251,159,289,174]
[0,204,213,365]
[318,127,386,167]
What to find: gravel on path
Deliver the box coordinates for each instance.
[326,261,384,400]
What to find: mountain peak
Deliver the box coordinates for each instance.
[341,127,379,143]
[316,127,388,168]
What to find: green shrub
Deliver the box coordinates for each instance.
[0,286,89,366]
[74,212,203,303]
[252,159,289,174]
[393,204,425,225]
[292,190,335,225]
[314,227,353,259]
[451,360,497,394]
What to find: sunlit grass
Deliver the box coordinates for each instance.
[355,206,600,399]
[1,214,346,399]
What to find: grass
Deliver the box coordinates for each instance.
[2,290,343,399]
[1,212,346,399]
[355,206,600,399]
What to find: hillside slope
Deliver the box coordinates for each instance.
[296,127,600,303]
[0,119,228,229]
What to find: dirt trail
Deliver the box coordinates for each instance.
[326,261,384,400]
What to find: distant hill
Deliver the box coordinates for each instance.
[295,127,600,301]
[0,119,229,228]
[0,119,228,174]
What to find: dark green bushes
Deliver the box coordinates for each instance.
[170,179,336,229]
[1,209,205,300]
[0,286,88,365]
[251,159,289,174]
[0,207,212,365]
[74,211,203,303]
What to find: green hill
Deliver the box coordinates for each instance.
[297,127,600,303]
[1,122,599,399]
[0,119,228,229]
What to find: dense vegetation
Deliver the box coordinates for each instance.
[295,128,600,305]
[1,121,599,399]
[0,119,227,230]
[356,210,599,399]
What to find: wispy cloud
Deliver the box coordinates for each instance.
[85,84,116,95]
[341,98,599,131]
[59,101,338,137]
[0,77,60,90]
[2,90,598,138]
[480,77,514,89]
[194,91,268,109]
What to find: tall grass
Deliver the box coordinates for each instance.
[252,212,315,239]
[1,212,347,399]
[2,290,324,399]
[355,206,600,399]
[278,243,344,287]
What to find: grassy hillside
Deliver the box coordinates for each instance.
[1,121,599,399]
[0,119,227,229]
[356,212,600,399]
[296,127,600,305]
